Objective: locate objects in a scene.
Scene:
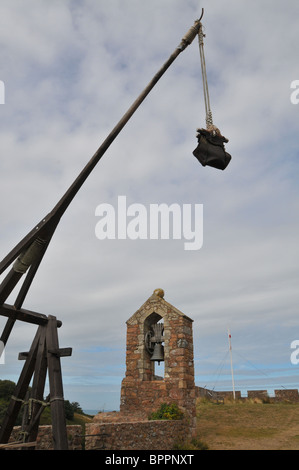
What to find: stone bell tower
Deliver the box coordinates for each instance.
[120,289,196,429]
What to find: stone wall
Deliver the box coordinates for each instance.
[196,386,299,402]
[196,387,242,400]
[247,390,268,400]
[9,419,188,450]
[274,389,299,402]
[85,419,189,451]
[10,425,82,450]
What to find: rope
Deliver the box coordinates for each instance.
[11,395,50,408]
[10,395,62,443]
[11,394,63,412]
[50,396,65,404]
[198,24,214,130]
[18,430,29,443]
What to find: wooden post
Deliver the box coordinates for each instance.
[24,325,48,446]
[46,315,69,450]
[0,326,42,444]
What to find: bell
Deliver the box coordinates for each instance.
[150,343,164,364]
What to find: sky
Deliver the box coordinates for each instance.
[0,0,298,412]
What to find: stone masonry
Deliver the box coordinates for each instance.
[120,289,196,434]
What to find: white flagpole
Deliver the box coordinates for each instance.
[228,328,236,400]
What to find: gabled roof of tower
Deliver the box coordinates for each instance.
[127,288,193,325]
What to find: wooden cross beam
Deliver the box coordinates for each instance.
[0,303,61,327]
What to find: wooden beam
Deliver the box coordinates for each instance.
[19,347,72,360]
[25,326,48,447]
[48,347,72,358]
[46,315,69,450]
[0,303,62,327]
[0,441,37,449]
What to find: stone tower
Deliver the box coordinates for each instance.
[120,289,196,429]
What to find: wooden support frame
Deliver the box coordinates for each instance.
[46,315,70,450]
[0,315,71,450]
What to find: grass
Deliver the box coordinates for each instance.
[195,398,299,450]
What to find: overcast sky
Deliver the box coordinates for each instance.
[0,0,298,412]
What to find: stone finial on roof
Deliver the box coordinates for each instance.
[153,288,164,298]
